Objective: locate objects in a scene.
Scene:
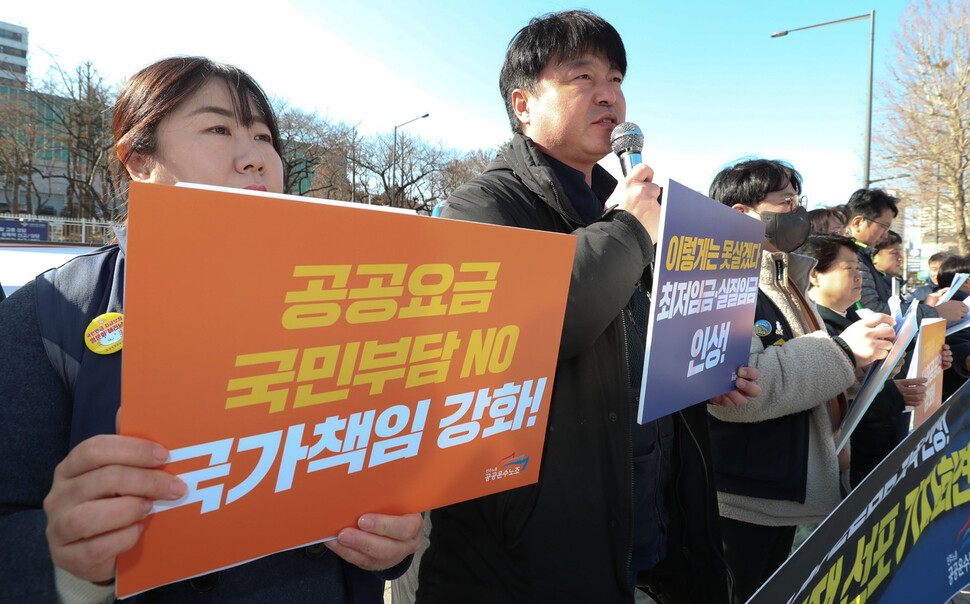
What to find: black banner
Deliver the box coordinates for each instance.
[751,381,970,603]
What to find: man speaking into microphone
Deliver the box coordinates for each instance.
[417,10,758,603]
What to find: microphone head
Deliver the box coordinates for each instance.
[611,122,643,155]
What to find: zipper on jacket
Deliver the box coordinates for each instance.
[620,306,635,587]
[625,288,669,591]
[544,173,583,229]
[651,418,665,572]
[678,409,736,599]
[774,255,813,334]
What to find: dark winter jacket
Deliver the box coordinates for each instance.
[910,282,938,303]
[856,242,937,321]
[817,305,906,423]
[817,304,909,486]
[944,290,970,400]
[0,238,403,603]
[708,291,811,504]
[416,134,728,604]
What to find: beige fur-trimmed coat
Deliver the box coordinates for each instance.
[708,250,856,526]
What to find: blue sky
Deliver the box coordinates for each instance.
[5,0,912,207]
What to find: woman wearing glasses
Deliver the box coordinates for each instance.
[800,233,949,487]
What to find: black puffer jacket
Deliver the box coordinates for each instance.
[416,134,728,603]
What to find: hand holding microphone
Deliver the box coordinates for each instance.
[606,121,662,241]
[611,121,644,177]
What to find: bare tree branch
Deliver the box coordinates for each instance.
[877,0,970,252]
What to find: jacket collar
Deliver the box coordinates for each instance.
[113,226,127,258]
[853,239,877,262]
[494,133,618,228]
[816,303,858,330]
[760,249,817,292]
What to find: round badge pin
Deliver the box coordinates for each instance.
[84,312,124,355]
[754,320,772,337]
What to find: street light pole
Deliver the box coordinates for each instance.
[868,173,910,185]
[772,11,875,189]
[864,11,874,190]
[391,113,430,208]
[934,164,940,251]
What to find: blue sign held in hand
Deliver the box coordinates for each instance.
[638,180,766,424]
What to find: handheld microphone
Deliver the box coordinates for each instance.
[610,122,643,177]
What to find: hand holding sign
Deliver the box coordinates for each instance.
[43,434,187,584]
[324,512,423,571]
[839,313,895,366]
[925,288,948,307]
[709,366,761,408]
[932,300,968,323]
[893,377,928,407]
[942,343,953,370]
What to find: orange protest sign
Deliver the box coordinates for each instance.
[912,318,946,429]
[116,182,575,597]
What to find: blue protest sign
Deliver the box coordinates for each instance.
[638,180,765,424]
[0,219,48,242]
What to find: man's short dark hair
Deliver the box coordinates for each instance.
[846,188,899,221]
[875,230,902,251]
[709,158,802,209]
[929,251,954,265]
[499,10,626,134]
[938,255,970,288]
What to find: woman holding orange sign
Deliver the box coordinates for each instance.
[0,57,420,602]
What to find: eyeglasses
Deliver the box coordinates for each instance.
[867,217,893,231]
[762,193,803,210]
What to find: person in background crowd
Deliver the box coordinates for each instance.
[707,159,895,603]
[844,189,966,323]
[833,204,851,231]
[417,10,759,603]
[911,251,955,302]
[799,233,946,488]
[808,207,847,234]
[872,230,904,277]
[0,57,420,603]
[872,230,904,295]
[938,255,970,400]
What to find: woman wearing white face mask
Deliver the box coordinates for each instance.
[0,56,420,603]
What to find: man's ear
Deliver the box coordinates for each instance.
[732,203,750,214]
[511,88,531,131]
[125,151,153,183]
[809,269,821,287]
[848,215,866,233]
